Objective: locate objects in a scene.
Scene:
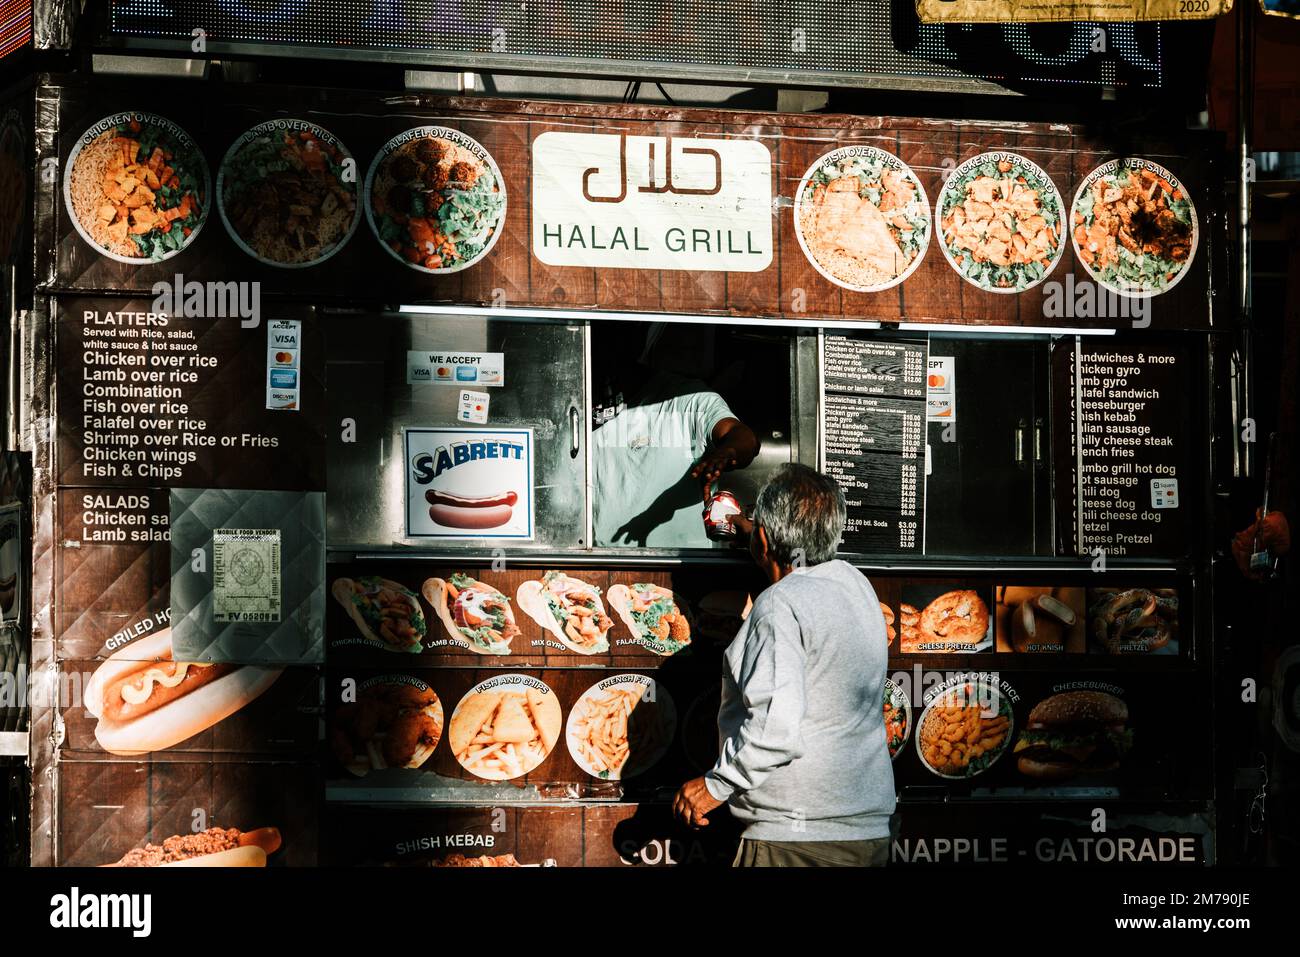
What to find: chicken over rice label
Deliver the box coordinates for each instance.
[65,112,208,263]
[794,146,931,292]
[1070,158,1197,297]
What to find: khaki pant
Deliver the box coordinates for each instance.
[732,836,890,867]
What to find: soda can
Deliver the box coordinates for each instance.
[703,489,743,541]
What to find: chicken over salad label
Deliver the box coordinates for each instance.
[936,151,1065,293]
[794,146,932,293]
[1070,158,1198,298]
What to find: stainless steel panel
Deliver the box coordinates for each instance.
[326,312,585,550]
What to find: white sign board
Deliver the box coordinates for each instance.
[532,131,773,271]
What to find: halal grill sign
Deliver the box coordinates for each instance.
[532,132,773,272]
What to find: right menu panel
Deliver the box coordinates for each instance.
[1053,337,1195,559]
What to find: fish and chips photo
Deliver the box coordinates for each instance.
[331,577,427,654]
[365,125,506,273]
[64,112,208,262]
[449,676,562,781]
[217,119,359,266]
[936,151,1064,293]
[567,675,677,780]
[330,678,444,777]
[916,680,1014,779]
[794,146,931,292]
[1071,159,1197,297]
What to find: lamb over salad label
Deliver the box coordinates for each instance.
[365,125,507,274]
[936,151,1065,293]
[1070,158,1198,298]
[794,145,932,293]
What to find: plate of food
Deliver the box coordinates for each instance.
[330,677,444,777]
[936,151,1064,293]
[915,679,1014,779]
[793,145,931,292]
[365,125,506,273]
[217,119,359,267]
[567,674,677,780]
[330,576,426,654]
[900,587,992,653]
[1070,158,1198,298]
[448,675,562,781]
[65,112,209,263]
[516,571,615,655]
[883,678,911,761]
[607,583,692,656]
[423,573,520,656]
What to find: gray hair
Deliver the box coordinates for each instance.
[752,463,846,567]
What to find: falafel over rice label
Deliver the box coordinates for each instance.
[1070,158,1198,298]
[365,125,507,274]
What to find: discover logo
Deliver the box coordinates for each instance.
[49,888,151,938]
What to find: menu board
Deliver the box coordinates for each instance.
[55,298,325,491]
[1055,339,1191,558]
[823,335,926,553]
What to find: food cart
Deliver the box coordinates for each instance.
[0,2,1232,868]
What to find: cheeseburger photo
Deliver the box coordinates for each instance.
[1012,691,1133,781]
[84,627,283,756]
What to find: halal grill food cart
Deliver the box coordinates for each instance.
[0,69,1225,867]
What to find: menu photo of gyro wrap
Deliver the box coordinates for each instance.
[326,563,698,666]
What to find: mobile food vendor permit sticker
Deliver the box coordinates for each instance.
[213,528,282,623]
[405,427,534,539]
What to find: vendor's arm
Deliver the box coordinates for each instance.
[691,417,761,499]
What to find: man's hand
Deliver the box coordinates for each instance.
[673,776,724,828]
[690,446,740,500]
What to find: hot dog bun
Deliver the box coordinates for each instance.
[162,846,267,867]
[429,503,513,530]
[85,628,282,756]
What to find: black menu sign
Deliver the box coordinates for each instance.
[823,335,926,553]
[1055,338,1191,558]
[55,297,325,492]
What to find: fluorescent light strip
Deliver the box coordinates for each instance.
[397,304,1118,336]
[397,304,881,330]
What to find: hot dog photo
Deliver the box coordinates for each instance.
[405,427,534,540]
[82,627,283,755]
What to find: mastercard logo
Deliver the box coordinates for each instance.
[928,373,947,388]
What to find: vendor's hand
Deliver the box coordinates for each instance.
[673,776,724,828]
[731,512,754,542]
[691,447,740,501]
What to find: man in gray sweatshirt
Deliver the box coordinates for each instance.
[672,463,896,866]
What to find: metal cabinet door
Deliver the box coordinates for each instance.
[325,312,585,550]
[924,337,1051,557]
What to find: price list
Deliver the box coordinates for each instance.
[823,336,927,553]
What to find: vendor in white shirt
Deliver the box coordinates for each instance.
[591,324,760,548]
